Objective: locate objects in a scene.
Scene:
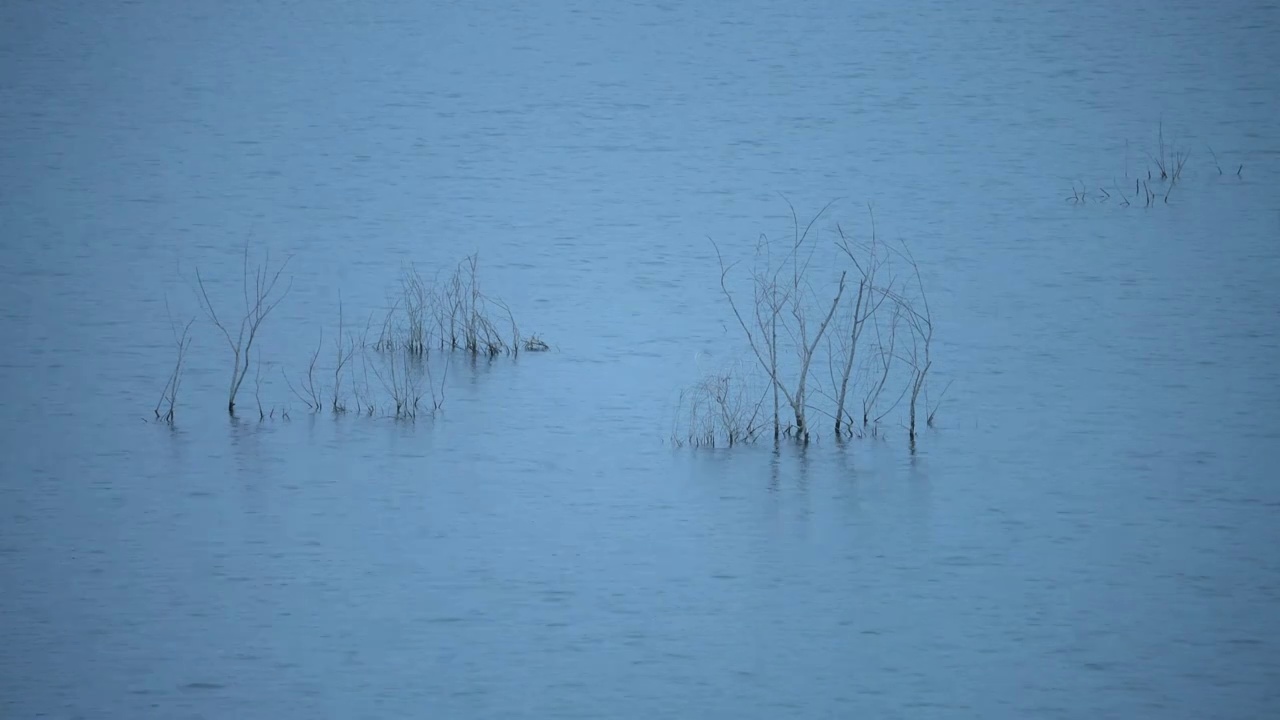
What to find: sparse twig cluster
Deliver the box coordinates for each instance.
[154,300,194,425]
[671,356,767,448]
[1067,122,1241,208]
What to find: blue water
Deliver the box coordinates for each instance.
[2,1,1279,717]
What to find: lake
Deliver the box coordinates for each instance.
[2,0,1278,717]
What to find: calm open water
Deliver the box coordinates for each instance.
[2,1,1279,717]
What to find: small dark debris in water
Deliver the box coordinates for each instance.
[1227,637,1262,645]
[182,682,226,690]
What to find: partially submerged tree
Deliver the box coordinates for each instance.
[713,199,846,443]
[195,245,292,417]
[704,199,944,447]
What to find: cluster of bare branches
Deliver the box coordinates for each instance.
[714,199,848,443]
[363,255,525,419]
[1067,122,1241,207]
[671,356,767,448]
[154,246,544,425]
[675,200,946,448]
[376,255,523,359]
[280,254,537,422]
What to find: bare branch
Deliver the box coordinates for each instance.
[155,298,194,424]
[194,246,291,415]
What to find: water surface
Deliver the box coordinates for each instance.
[2,1,1279,717]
